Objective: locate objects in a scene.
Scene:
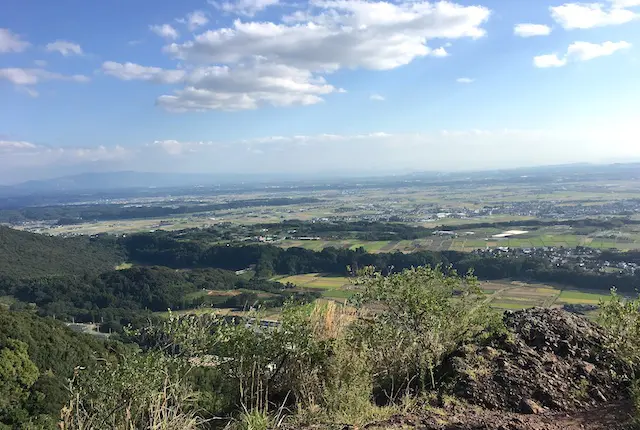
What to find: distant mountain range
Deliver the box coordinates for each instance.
[4,172,225,192]
[0,171,310,195]
[1,163,639,197]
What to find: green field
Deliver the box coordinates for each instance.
[276,273,351,289]
[156,274,615,321]
[556,290,612,305]
[274,275,613,312]
[277,228,640,253]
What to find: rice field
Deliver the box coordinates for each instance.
[275,275,613,311]
[276,273,352,289]
[277,230,640,253]
[165,274,614,321]
[555,290,612,305]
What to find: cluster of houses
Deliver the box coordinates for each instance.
[474,246,640,275]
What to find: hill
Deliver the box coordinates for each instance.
[0,226,124,279]
[0,309,121,427]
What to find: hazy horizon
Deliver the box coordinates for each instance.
[2,0,639,184]
[3,158,640,188]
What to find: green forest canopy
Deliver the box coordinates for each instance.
[0,226,124,279]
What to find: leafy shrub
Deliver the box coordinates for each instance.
[598,289,640,421]
[597,288,640,369]
[351,265,502,397]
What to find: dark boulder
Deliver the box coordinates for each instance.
[441,308,632,412]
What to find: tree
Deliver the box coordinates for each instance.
[0,339,39,419]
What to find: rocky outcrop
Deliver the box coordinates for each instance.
[442,308,633,413]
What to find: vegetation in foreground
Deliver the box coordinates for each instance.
[1,266,636,429]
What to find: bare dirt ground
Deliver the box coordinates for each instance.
[363,401,634,430]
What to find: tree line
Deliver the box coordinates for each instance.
[251,218,640,241]
[122,233,640,293]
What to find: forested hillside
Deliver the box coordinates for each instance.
[0,310,122,427]
[0,226,124,279]
[0,266,309,330]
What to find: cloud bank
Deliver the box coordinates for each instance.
[2,125,639,183]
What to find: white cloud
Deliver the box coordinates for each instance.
[0,28,30,53]
[4,125,640,183]
[157,62,339,111]
[550,2,638,29]
[46,40,83,56]
[156,0,489,111]
[431,47,449,57]
[0,140,40,152]
[534,40,631,67]
[178,11,210,31]
[567,40,632,60]
[369,93,385,101]
[609,0,640,7]
[71,145,129,162]
[165,1,490,70]
[533,54,568,68]
[135,127,640,173]
[149,140,189,155]
[0,68,90,85]
[102,61,186,84]
[150,24,179,40]
[19,87,40,97]
[514,23,552,37]
[0,141,129,160]
[209,0,280,17]
[456,77,474,83]
[0,140,130,182]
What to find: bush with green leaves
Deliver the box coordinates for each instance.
[598,289,640,420]
[350,265,502,396]
[598,288,640,370]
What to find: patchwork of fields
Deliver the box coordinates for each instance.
[273,274,612,311]
[157,273,612,321]
[273,273,354,299]
[279,232,640,253]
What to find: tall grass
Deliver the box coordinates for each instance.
[59,374,205,430]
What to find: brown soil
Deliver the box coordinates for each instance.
[363,401,635,429]
[442,308,632,413]
[207,289,241,296]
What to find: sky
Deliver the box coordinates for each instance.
[0,0,639,184]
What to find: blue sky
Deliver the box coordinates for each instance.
[0,0,639,183]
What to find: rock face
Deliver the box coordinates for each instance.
[443,308,632,413]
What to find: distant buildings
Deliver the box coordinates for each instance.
[433,230,456,236]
